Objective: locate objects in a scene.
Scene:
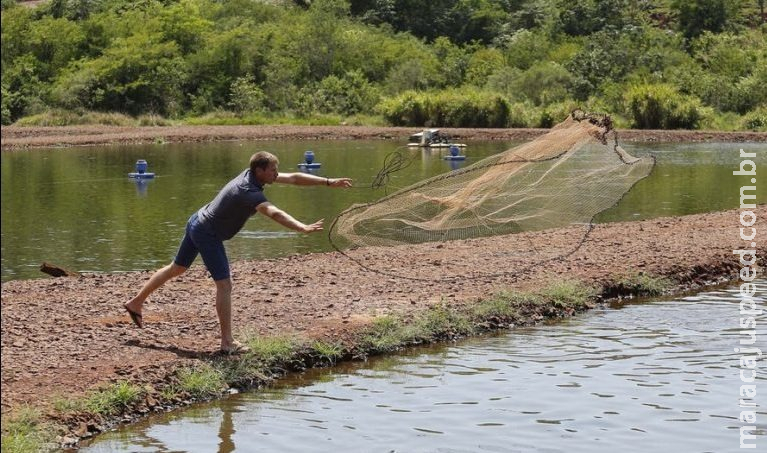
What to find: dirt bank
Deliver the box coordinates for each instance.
[1,206,762,424]
[2,124,766,150]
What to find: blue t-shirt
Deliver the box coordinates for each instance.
[197,169,268,240]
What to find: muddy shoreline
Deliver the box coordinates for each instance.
[2,124,766,151]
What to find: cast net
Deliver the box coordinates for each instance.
[328,111,655,280]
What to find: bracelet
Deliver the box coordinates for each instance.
[326,178,330,186]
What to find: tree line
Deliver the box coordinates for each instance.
[2,0,765,130]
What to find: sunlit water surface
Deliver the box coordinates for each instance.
[2,141,765,281]
[82,280,767,452]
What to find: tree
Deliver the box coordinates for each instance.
[672,0,739,39]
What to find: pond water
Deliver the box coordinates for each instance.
[81,280,766,452]
[1,141,765,281]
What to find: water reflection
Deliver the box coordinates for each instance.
[82,280,767,452]
[447,158,465,171]
[218,405,235,453]
[133,178,152,197]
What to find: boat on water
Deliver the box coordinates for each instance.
[407,129,466,148]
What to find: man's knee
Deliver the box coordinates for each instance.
[215,278,233,293]
[169,263,187,277]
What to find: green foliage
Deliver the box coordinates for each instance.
[1,0,763,129]
[14,109,137,126]
[0,406,56,453]
[555,0,636,36]
[358,315,411,353]
[537,280,598,310]
[414,302,474,338]
[244,335,299,365]
[502,29,552,70]
[177,365,226,399]
[311,341,345,364]
[625,83,707,129]
[742,105,767,131]
[465,47,505,86]
[379,89,511,127]
[491,61,574,106]
[672,0,741,39]
[669,30,767,113]
[227,75,266,113]
[51,33,187,115]
[614,272,674,297]
[304,70,380,116]
[84,381,144,415]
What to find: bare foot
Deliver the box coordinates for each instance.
[220,340,250,354]
[123,303,143,328]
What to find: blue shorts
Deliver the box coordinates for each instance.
[174,212,230,281]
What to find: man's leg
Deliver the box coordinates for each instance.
[214,278,235,350]
[125,262,187,315]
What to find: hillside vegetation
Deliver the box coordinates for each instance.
[2,0,766,130]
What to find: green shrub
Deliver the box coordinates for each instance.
[625,83,707,129]
[14,109,139,126]
[742,105,767,131]
[228,75,266,114]
[379,89,511,127]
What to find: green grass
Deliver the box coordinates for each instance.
[184,111,349,126]
[614,272,674,297]
[357,315,412,354]
[84,381,144,416]
[538,279,599,310]
[470,291,522,321]
[413,301,474,339]
[310,341,345,365]
[176,365,226,399]
[244,335,299,366]
[0,406,56,453]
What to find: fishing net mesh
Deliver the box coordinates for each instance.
[328,111,655,280]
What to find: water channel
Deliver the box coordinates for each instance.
[1,141,765,281]
[81,280,766,452]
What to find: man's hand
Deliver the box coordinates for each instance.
[301,219,324,233]
[327,178,353,188]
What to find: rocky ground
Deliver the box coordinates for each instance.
[1,124,764,444]
[2,206,762,412]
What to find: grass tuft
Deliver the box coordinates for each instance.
[310,341,345,365]
[0,406,56,453]
[244,335,299,366]
[358,316,411,354]
[414,302,474,339]
[613,272,673,297]
[84,381,144,416]
[176,365,226,400]
[537,279,598,310]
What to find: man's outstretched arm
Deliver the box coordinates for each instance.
[256,202,324,233]
[276,172,353,188]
